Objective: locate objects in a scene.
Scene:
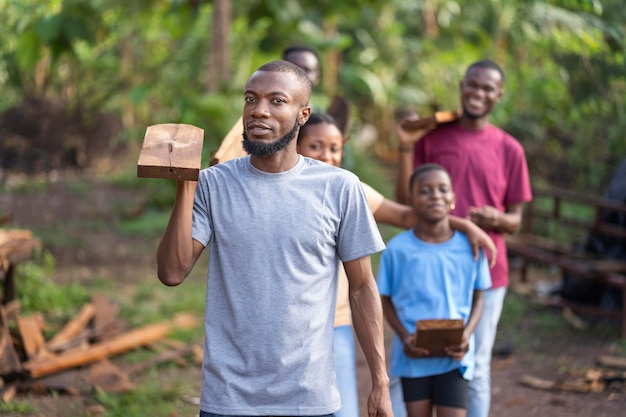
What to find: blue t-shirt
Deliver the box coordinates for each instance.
[192,155,385,415]
[377,230,491,380]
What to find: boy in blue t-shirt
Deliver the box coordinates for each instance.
[378,163,491,417]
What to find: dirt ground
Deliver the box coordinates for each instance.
[2,170,626,417]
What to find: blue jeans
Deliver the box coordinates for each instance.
[467,286,507,417]
[333,325,359,417]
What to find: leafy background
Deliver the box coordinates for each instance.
[1,0,625,193]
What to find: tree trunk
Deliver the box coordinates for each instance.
[206,0,231,92]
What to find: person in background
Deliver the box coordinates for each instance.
[379,163,491,417]
[296,113,497,417]
[394,59,532,417]
[283,44,321,87]
[157,60,392,417]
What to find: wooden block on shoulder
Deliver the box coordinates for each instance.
[399,110,461,132]
[137,124,204,180]
[210,117,246,166]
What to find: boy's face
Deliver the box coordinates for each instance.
[296,122,343,167]
[410,169,455,223]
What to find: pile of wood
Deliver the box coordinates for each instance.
[0,294,201,403]
[520,354,626,397]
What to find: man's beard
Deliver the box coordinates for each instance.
[242,119,299,156]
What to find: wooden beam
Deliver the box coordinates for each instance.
[398,110,461,132]
[0,306,22,375]
[23,313,198,378]
[16,314,49,360]
[46,303,96,352]
[210,117,245,166]
[137,124,204,180]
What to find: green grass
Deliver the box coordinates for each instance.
[0,401,37,414]
[94,368,200,417]
[116,209,172,239]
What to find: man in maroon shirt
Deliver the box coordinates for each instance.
[394,59,533,417]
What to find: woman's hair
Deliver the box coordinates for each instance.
[298,112,338,142]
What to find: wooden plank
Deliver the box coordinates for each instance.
[0,383,16,403]
[398,110,461,132]
[126,345,194,375]
[23,313,198,378]
[0,229,40,264]
[210,117,246,166]
[597,355,626,370]
[46,303,96,352]
[413,319,464,357]
[90,294,121,343]
[16,314,49,360]
[88,359,133,393]
[0,305,22,375]
[137,124,204,180]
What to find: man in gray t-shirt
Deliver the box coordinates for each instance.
[157,60,392,417]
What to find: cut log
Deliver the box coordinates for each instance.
[0,306,22,375]
[90,294,122,343]
[23,313,198,378]
[520,374,605,393]
[137,124,204,180]
[88,359,133,393]
[46,303,96,352]
[16,314,49,360]
[209,117,245,166]
[597,354,626,370]
[399,110,461,132]
[126,345,194,375]
[0,383,16,403]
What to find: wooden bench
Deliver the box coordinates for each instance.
[506,185,626,337]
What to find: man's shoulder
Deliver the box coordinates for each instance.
[302,157,359,181]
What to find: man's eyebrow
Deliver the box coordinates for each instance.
[244,90,292,100]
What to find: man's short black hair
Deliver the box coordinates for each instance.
[282,44,320,61]
[466,59,505,83]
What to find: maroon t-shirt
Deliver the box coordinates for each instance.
[413,122,532,288]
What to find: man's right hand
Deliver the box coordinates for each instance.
[395,116,436,148]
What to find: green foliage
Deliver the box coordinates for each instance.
[1,0,625,191]
[16,250,90,320]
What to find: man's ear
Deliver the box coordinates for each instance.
[299,106,311,126]
[342,136,351,145]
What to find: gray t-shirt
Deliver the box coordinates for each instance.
[192,155,385,415]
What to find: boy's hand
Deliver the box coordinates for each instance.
[403,333,429,358]
[444,330,470,361]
